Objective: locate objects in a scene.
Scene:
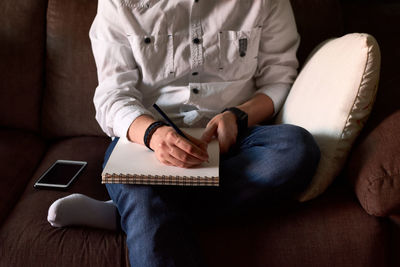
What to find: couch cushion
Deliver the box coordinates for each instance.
[276,33,381,201]
[0,0,46,131]
[42,0,105,138]
[0,136,130,267]
[0,129,46,225]
[197,182,389,267]
[348,111,400,217]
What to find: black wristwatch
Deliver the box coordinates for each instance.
[222,107,248,136]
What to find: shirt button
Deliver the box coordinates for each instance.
[192,72,199,76]
[144,37,151,44]
[193,38,201,44]
[192,88,199,94]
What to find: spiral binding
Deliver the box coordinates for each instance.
[103,173,219,186]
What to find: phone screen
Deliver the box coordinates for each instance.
[34,160,87,189]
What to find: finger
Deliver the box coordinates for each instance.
[174,135,209,161]
[219,138,234,154]
[154,131,204,167]
[160,158,173,166]
[165,151,200,168]
[201,123,218,143]
[216,125,237,154]
[186,134,208,152]
[155,148,195,168]
[154,150,174,166]
[162,130,208,162]
[217,132,232,154]
[169,144,206,165]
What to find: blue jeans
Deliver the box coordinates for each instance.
[103,124,320,267]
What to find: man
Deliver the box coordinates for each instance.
[48,0,320,266]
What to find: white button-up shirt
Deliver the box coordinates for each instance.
[90,0,300,138]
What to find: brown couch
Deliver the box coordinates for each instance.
[1,0,399,266]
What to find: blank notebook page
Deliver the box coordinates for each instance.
[102,128,219,181]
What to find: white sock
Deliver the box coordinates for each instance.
[47,193,118,231]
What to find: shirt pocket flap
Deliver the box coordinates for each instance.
[126,33,174,80]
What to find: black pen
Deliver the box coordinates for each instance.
[152,103,189,140]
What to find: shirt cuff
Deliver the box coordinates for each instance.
[255,83,291,117]
[113,107,153,140]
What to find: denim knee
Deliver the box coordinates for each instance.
[277,124,320,191]
[219,124,320,205]
[285,124,320,167]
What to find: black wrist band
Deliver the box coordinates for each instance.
[143,121,168,151]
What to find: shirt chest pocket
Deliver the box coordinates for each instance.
[127,33,175,82]
[218,27,262,80]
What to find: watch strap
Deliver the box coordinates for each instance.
[222,107,248,136]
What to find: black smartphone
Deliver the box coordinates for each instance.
[33,160,87,189]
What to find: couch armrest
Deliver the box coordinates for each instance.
[347,111,400,217]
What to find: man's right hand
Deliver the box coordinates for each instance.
[149,126,209,168]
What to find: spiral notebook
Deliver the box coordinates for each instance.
[102,128,219,186]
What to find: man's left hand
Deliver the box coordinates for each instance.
[201,111,238,154]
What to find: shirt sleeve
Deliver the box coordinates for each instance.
[254,0,300,116]
[89,0,153,138]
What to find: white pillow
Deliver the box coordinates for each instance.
[275,33,381,202]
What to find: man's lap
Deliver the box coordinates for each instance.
[104,124,320,219]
